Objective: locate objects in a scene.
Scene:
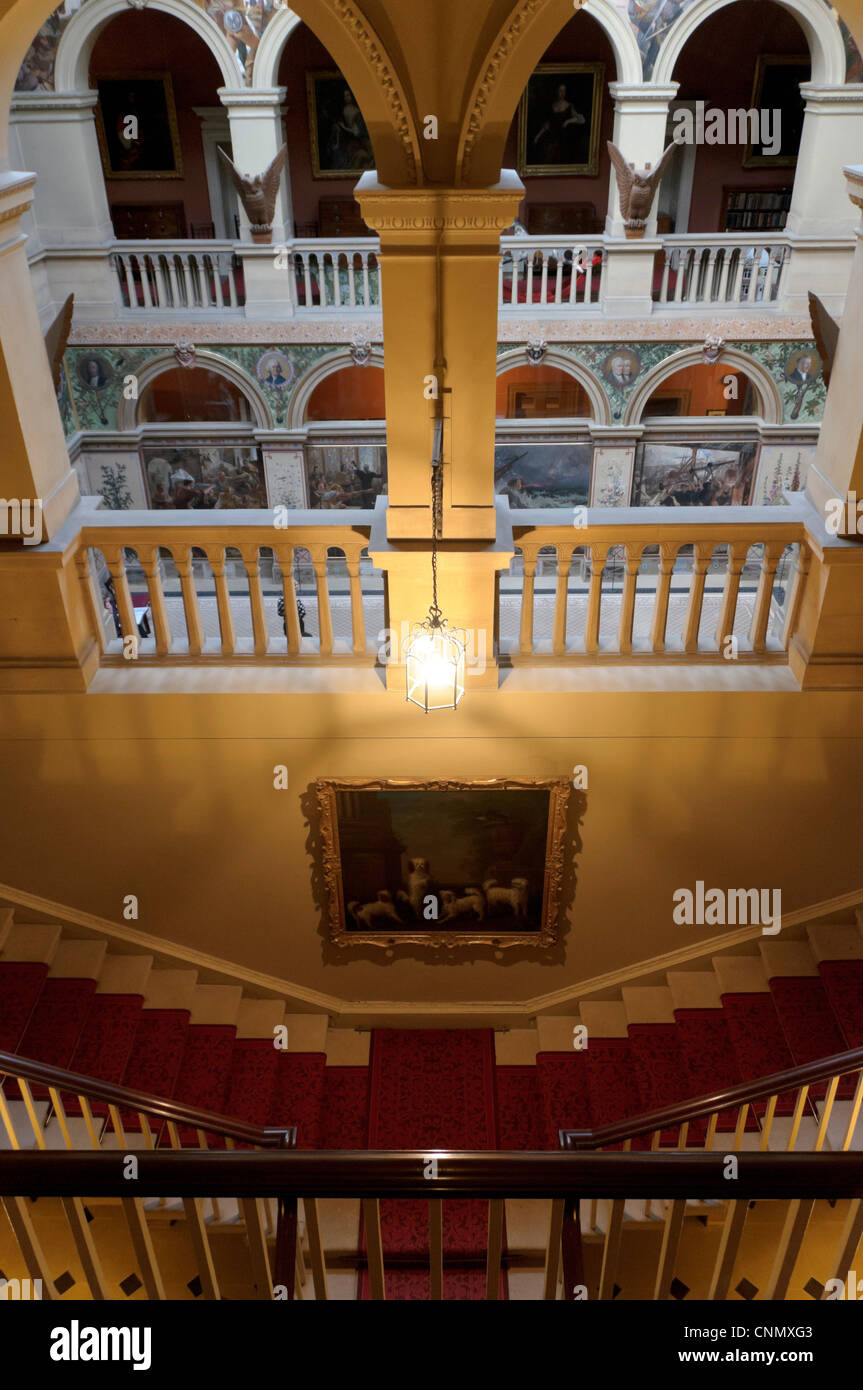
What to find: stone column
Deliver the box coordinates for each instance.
[789,165,863,688]
[219,87,292,243]
[780,85,863,314]
[787,86,863,238]
[805,165,863,509]
[10,91,117,320]
[356,171,522,542]
[605,84,679,237]
[0,169,80,538]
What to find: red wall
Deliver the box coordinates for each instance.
[673,1,809,233]
[278,25,361,232]
[90,11,223,234]
[501,11,616,230]
[306,366,386,421]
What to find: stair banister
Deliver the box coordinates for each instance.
[1,1149,863,1200]
[560,1041,863,1151]
[0,1048,296,1149]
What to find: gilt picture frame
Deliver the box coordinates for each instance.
[306,70,375,179]
[317,777,571,949]
[517,63,604,177]
[743,55,808,168]
[94,72,183,180]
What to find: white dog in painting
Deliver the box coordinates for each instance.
[348,891,403,928]
[483,877,530,918]
[405,858,433,918]
[440,887,486,921]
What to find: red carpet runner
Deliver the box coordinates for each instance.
[359,1028,503,1300]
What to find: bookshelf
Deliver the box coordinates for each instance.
[722,187,792,232]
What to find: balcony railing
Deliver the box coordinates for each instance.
[654,235,792,306]
[74,510,381,663]
[290,237,380,311]
[108,237,380,315]
[498,235,605,310]
[501,502,811,663]
[111,241,244,313]
[38,231,852,319]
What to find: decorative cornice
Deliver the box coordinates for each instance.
[355,173,522,233]
[459,0,544,182]
[0,202,31,227]
[331,0,420,183]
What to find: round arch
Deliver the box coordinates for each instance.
[582,0,644,85]
[624,346,782,426]
[252,6,304,89]
[273,0,421,184]
[495,347,610,424]
[287,346,385,429]
[118,350,272,431]
[456,0,639,184]
[653,0,846,86]
[54,0,242,93]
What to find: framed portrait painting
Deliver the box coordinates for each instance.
[743,56,808,167]
[518,63,604,177]
[317,777,571,949]
[95,73,183,179]
[306,71,375,178]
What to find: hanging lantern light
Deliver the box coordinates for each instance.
[405,436,465,712]
[405,614,466,712]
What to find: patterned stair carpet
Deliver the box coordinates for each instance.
[359,1029,502,1301]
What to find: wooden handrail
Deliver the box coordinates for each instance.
[0,1048,295,1149]
[561,1042,863,1151]
[0,1149,861,1200]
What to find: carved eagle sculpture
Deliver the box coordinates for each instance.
[807,290,839,389]
[607,140,676,236]
[217,143,287,239]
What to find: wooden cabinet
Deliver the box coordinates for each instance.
[110,202,187,240]
[318,198,370,237]
[526,202,601,236]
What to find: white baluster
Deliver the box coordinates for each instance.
[346,252,357,307]
[180,255,195,307]
[139,255,154,309]
[167,256,182,308]
[674,249,687,303]
[704,248,718,303]
[333,251,342,308]
[362,252,372,308]
[226,253,239,308]
[154,256,171,307]
[659,251,672,302]
[539,249,549,304]
[302,251,313,307]
[121,254,136,310]
[211,255,225,309]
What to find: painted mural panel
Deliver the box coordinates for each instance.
[494,442,592,508]
[305,444,386,508]
[633,439,759,505]
[142,443,267,508]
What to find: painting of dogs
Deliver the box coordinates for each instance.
[316,777,570,949]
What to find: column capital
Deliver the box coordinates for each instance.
[11,90,101,120]
[800,83,863,112]
[608,83,679,107]
[0,171,35,243]
[355,169,523,243]
[218,86,287,113]
[844,164,863,218]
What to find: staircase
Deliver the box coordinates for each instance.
[1,902,863,1300]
